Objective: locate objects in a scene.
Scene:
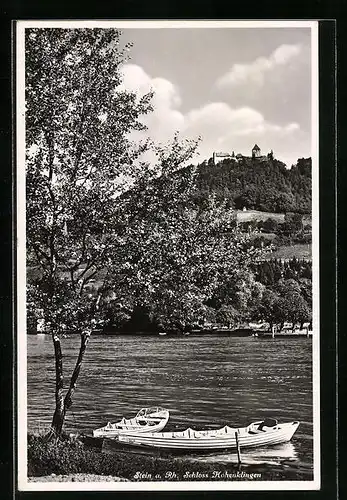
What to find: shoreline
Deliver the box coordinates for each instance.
[28,473,129,482]
[27,330,313,338]
[27,433,313,483]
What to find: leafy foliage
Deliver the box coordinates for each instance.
[104,160,264,332]
[250,259,312,328]
[26,28,154,332]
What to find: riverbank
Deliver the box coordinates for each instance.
[27,328,313,337]
[27,433,313,482]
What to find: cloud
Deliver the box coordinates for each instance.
[184,102,302,165]
[119,64,184,140]
[215,44,302,88]
[118,64,304,167]
[185,103,300,141]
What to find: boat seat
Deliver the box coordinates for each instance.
[258,418,278,431]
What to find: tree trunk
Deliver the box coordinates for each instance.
[46,333,65,441]
[47,330,91,441]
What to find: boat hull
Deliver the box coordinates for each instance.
[94,420,168,438]
[116,421,299,452]
[93,408,169,438]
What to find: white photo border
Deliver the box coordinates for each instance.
[16,19,320,492]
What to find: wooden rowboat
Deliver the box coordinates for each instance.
[93,407,169,438]
[115,418,299,452]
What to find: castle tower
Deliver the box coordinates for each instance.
[252,144,261,158]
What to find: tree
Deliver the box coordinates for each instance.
[283,293,311,328]
[216,304,240,329]
[107,158,264,333]
[262,217,279,234]
[284,212,304,233]
[26,28,270,439]
[275,279,311,328]
[272,192,295,213]
[275,278,301,297]
[26,27,155,438]
[253,289,283,331]
[257,261,275,287]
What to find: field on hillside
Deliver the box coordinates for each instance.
[269,243,312,261]
[236,210,312,227]
[236,210,285,223]
[250,232,276,241]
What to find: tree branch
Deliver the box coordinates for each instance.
[30,241,51,268]
[64,331,91,411]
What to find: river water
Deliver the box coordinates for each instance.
[27,334,314,479]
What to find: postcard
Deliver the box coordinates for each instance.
[16,19,320,492]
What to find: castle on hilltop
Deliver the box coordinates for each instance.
[213,144,274,165]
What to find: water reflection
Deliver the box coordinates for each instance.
[190,442,298,465]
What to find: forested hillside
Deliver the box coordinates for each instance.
[191,157,311,214]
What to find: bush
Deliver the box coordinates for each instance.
[292,231,312,244]
[27,434,219,480]
[28,435,137,477]
[262,218,279,233]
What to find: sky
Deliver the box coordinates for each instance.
[117,26,313,168]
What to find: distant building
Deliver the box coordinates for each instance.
[212,145,274,164]
[252,144,261,158]
[251,144,272,162]
[213,152,234,165]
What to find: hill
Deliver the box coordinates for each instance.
[192,157,312,214]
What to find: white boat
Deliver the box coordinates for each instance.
[93,407,169,438]
[116,418,300,452]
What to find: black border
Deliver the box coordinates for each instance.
[337,17,346,500]
[1,8,15,500]
[318,20,337,500]
[1,8,338,500]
